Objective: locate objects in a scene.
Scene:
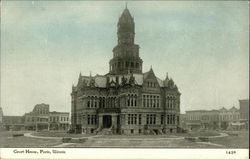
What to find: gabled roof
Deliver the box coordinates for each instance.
[156,77,164,87]
[76,69,176,89]
[142,68,162,87]
[143,71,150,80]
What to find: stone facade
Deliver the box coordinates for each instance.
[71,7,181,135]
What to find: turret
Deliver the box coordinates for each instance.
[117,8,135,44]
[109,6,143,75]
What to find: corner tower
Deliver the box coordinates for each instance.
[109,7,143,75]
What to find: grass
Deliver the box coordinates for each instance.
[174,131,221,137]
[30,130,221,138]
[66,138,217,148]
[0,131,62,148]
[32,131,92,138]
[0,130,248,148]
[210,131,249,148]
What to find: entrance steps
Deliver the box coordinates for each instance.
[97,128,113,135]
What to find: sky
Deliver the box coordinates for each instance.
[1,1,249,115]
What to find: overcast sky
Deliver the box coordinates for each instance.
[1,1,249,115]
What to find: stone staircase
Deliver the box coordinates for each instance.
[97,128,113,135]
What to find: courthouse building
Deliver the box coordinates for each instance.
[71,7,181,134]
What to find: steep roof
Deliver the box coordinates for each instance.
[76,69,175,89]
[119,8,133,22]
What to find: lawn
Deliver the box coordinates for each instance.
[176,131,221,137]
[0,131,62,148]
[32,131,220,139]
[32,131,92,138]
[66,137,217,148]
[210,131,249,148]
[0,130,248,148]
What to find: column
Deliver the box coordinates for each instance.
[112,114,118,134]
[98,115,103,129]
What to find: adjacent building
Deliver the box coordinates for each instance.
[2,103,70,131]
[184,106,242,131]
[185,110,219,131]
[24,103,50,131]
[239,99,249,129]
[0,107,3,128]
[71,7,181,135]
[218,107,241,130]
[49,111,70,131]
[2,116,25,131]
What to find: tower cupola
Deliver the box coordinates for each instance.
[109,6,143,75]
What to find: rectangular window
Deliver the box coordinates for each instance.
[87,100,90,108]
[134,114,137,125]
[126,62,129,68]
[173,115,175,124]
[139,114,142,125]
[150,114,153,124]
[87,115,90,125]
[139,129,141,134]
[150,96,152,107]
[153,96,156,108]
[91,115,94,124]
[131,129,134,134]
[157,96,160,107]
[153,114,156,124]
[143,96,146,107]
[146,114,149,124]
[161,115,164,125]
[128,114,131,125]
[167,115,170,124]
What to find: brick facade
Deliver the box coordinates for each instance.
[71,7,181,135]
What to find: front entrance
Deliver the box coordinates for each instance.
[103,115,112,128]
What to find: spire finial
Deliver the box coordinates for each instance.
[125,2,128,9]
[90,71,92,77]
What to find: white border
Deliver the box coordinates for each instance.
[0,148,249,159]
